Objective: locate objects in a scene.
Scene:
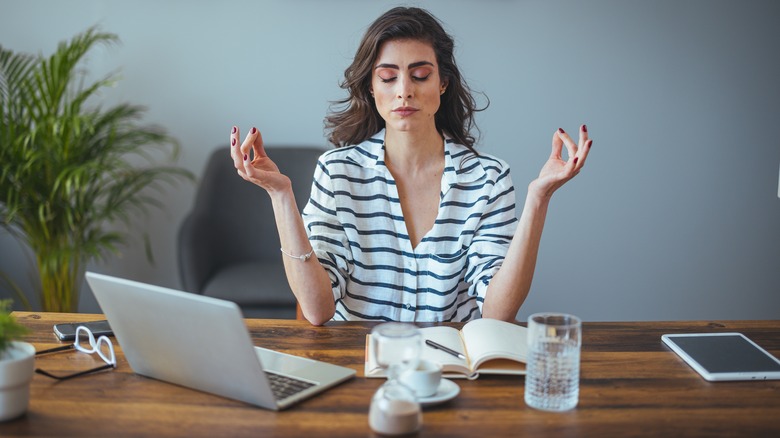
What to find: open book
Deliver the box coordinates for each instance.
[365,318,528,379]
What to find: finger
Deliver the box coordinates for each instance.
[556,128,578,161]
[240,127,258,163]
[550,131,564,160]
[575,139,593,171]
[579,124,590,150]
[574,124,591,171]
[568,155,579,175]
[230,126,242,169]
[241,127,267,177]
[252,128,267,161]
[240,126,268,162]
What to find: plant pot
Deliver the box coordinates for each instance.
[0,341,35,422]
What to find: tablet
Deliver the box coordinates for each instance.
[661,333,780,381]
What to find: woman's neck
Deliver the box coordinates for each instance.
[384,127,444,173]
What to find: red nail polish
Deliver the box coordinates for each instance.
[582,125,587,133]
[232,126,237,134]
[558,128,565,134]
[588,140,593,148]
[231,138,236,146]
[251,127,257,134]
[243,154,248,161]
[574,157,579,165]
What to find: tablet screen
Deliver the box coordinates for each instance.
[662,333,780,381]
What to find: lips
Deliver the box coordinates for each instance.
[393,107,418,117]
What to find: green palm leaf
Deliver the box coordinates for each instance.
[0,26,193,312]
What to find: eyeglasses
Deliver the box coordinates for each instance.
[35,325,117,380]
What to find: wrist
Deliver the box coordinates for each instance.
[268,182,295,206]
[525,183,553,209]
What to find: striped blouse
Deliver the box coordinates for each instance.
[301,129,518,322]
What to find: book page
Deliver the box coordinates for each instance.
[418,326,470,375]
[365,327,470,377]
[461,318,528,372]
[365,335,382,377]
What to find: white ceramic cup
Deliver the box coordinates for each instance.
[399,359,443,398]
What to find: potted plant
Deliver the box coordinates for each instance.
[0,299,34,421]
[0,27,193,312]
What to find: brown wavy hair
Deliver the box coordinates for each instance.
[325,7,485,149]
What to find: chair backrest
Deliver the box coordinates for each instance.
[178,145,325,294]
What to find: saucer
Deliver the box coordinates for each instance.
[418,378,460,407]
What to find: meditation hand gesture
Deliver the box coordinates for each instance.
[230,126,292,193]
[529,125,592,200]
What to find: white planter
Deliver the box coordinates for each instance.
[0,341,35,422]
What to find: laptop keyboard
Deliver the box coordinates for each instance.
[266,371,316,400]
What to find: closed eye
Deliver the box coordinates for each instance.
[379,74,430,83]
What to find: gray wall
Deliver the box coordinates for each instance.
[1,0,778,321]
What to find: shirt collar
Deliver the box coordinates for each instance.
[349,129,487,185]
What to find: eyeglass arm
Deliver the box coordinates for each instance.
[35,363,115,381]
[35,345,75,356]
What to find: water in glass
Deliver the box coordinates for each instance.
[524,313,581,412]
[525,338,580,411]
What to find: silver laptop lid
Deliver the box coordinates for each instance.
[86,271,280,409]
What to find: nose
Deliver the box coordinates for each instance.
[396,75,413,99]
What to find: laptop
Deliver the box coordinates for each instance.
[85,271,355,410]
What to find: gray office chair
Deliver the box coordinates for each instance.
[178,145,325,319]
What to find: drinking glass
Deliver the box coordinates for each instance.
[524,313,582,411]
[368,323,422,436]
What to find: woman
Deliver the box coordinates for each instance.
[230,7,591,325]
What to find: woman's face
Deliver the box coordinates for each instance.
[370,39,447,135]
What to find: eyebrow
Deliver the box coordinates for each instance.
[374,61,435,70]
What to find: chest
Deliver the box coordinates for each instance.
[393,172,441,247]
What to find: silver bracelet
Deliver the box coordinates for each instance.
[280,247,314,262]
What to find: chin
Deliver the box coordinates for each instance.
[387,119,420,133]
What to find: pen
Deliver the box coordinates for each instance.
[425,339,466,360]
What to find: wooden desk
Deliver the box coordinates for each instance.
[2,313,779,437]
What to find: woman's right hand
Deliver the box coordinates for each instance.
[229,125,335,325]
[230,125,292,193]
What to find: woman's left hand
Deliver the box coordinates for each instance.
[528,125,592,200]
